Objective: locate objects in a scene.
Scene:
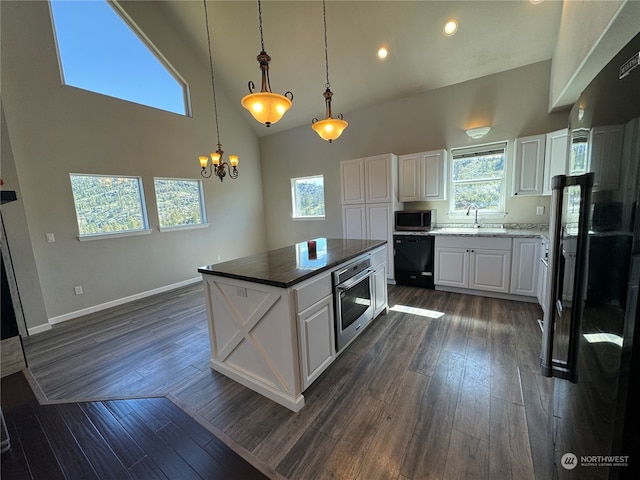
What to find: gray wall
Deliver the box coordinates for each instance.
[260,61,568,250]
[1,1,267,329]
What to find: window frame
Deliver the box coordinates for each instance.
[69,173,151,241]
[290,175,326,220]
[448,141,508,217]
[153,177,208,232]
[49,0,192,116]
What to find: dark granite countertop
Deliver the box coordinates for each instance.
[198,238,386,288]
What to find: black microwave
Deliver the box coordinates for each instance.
[395,210,436,231]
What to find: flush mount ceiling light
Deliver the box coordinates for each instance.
[241,0,293,127]
[466,126,491,139]
[311,0,348,143]
[199,0,238,182]
[377,46,389,59]
[443,19,458,36]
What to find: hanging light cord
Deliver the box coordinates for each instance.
[322,0,330,89]
[258,0,265,52]
[203,0,220,145]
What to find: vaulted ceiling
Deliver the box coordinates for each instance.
[156,1,564,136]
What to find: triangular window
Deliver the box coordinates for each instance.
[49,0,190,116]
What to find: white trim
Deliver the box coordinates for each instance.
[42,277,201,328]
[28,323,53,336]
[78,229,152,241]
[158,223,208,233]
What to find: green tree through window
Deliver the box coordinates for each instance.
[291,176,325,218]
[154,178,206,229]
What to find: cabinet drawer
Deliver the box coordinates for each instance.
[294,272,332,312]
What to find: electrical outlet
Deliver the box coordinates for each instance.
[536,206,545,215]
[74,286,83,295]
[236,287,247,298]
[45,232,55,243]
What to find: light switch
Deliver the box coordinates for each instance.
[536,206,545,215]
[46,233,55,243]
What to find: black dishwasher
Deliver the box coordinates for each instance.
[393,235,435,289]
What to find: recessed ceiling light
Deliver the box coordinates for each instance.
[443,19,458,36]
[530,0,544,4]
[377,47,389,59]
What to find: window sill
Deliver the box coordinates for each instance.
[292,216,326,221]
[77,229,152,242]
[158,223,208,233]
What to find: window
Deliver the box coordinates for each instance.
[154,178,207,230]
[449,142,507,214]
[49,0,189,115]
[291,175,325,219]
[70,174,149,238]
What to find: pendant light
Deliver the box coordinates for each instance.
[241,0,293,127]
[199,0,238,182]
[311,0,348,143]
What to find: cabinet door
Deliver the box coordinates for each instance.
[365,154,395,203]
[398,153,420,202]
[514,134,545,196]
[434,247,468,288]
[421,149,447,200]
[340,158,365,204]
[366,203,394,278]
[343,204,366,239]
[373,262,388,317]
[543,129,569,195]
[510,238,539,296]
[469,249,511,293]
[298,295,335,390]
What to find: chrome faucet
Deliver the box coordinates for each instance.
[466,204,480,228]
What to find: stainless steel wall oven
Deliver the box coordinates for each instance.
[333,257,374,352]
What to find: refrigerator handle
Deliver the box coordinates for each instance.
[540,173,594,382]
[540,175,566,377]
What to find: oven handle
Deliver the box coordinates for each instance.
[336,268,373,291]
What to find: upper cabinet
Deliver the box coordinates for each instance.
[513,134,545,196]
[398,149,447,202]
[542,128,569,195]
[341,154,398,204]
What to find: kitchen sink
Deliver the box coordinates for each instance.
[437,227,508,234]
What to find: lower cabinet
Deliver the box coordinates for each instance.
[435,237,511,294]
[297,295,335,390]
[510,238,540,296]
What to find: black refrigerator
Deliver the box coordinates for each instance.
[539,33,640,479]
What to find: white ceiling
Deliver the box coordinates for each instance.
[155,0,564,137]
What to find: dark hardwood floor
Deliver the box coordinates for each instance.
[17,282,551,480]
[1,371,269,479]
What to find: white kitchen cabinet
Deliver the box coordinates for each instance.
[510,238,540,297]
[398,149,447,202]
[514,134,546,196]
[542,129,569,195]
[372,246,388,318]
[367,203,394,270]
[340,158,366,204]
[341,154,401,279]
[297,295,335,390]
[590,125,624,191]
[537,238,548,312]
[434,236,511,294]
[342,204,366,240]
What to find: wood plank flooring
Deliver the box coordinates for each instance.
[0,371,269,479]
[20,283,552,480]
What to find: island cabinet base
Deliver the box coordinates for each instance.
[202,274,308,412]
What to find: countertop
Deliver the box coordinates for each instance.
[198,238,386,288]
[394,224,549,239]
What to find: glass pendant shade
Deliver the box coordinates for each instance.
[241,91,292,126]
[312,117,348,143]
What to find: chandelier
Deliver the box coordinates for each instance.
[241,0,293,127]
[199,0,238,182]
[311,0,347,143]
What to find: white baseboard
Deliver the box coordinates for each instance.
[29,277,202,334]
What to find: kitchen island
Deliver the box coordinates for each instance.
[198,238,387,411]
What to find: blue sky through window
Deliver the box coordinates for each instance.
[50,0,188,115]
